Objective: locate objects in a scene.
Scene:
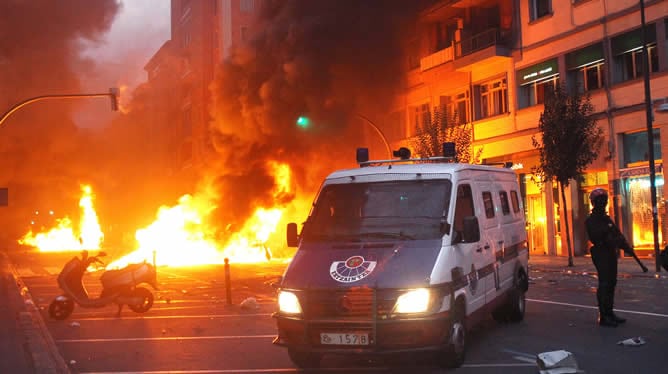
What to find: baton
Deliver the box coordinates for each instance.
[629,251,649,273]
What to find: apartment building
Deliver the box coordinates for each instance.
[399,0,668,257]
[164,0,261,172]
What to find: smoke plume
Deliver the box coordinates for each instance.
[0,0,120,245]
[209,0,429,228]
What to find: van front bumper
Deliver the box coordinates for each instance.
[273,312,452,354]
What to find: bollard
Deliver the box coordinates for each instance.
[224,258,232,305]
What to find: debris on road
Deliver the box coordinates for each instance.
[240,296,259,310]
[536,350,581,374]
[617,337,646,347]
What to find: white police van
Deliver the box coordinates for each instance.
[273,144,529,368]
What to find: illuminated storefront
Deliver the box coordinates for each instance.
[619,129,664,253]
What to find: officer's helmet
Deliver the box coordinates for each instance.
[589,188,608,207]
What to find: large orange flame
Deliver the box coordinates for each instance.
[21,162,296,268]
[106,160,292,268]
[18,184,103,251]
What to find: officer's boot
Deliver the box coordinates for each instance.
[610,292,626,324]
[598,292,618,327]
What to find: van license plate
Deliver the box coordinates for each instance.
[320,332,369,346]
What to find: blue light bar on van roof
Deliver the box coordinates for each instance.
[356,148,369,164]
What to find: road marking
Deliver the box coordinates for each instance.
[463,363,535,367]
[57,313,273,321]
[78,363,536,373]
[56,334,276,343]
[79,369,388,373]
[502,348,537,364]
[528,298,668,318]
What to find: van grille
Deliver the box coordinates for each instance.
[303,288,396,319]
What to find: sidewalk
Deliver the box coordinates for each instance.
[0,251,70,374]
[528,253,664,278]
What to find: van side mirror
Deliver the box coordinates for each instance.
[462,216,480,243]
[286,223,299,247]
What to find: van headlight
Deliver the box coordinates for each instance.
[393,288,431,314]
[278,290,302,314]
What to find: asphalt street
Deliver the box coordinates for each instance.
[1,249,667,373]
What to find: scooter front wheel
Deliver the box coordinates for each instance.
[48,296,74,320]
[128,287,154,313]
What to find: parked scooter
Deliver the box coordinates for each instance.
[48,250,158,320]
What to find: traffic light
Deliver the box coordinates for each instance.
[109,87,120,111]
[296,116,310,129]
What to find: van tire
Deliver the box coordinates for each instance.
[437,300,466,368]
[287,349,322,368]
[506,270,527,322]
[493,270,527,323]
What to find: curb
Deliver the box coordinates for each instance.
[3,253,70,374]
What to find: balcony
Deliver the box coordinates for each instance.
[453,28,511,72]
[420,46,454,71]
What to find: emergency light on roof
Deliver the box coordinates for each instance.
[356,142,458,168]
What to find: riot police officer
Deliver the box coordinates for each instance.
[585,188,634,327]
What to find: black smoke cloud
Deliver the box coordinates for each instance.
[209,0,431,228]
[0,0,120,245]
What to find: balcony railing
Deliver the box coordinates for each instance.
[420,46,454,71]
[454,28,502,58]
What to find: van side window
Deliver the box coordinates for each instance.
[510,190,520,213]
[482,191,495,218]
[499,191,510,215]
[453,184,475,234]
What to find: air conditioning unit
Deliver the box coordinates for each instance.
[657,103,668,113]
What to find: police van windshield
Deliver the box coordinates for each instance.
[302,180,452,242]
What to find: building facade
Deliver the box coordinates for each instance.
[166,0,262,172]
[398,0,668,257]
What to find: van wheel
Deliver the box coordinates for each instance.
[506,270,527,322]
[493,270,527,323]
[287,348,322,368]
[437,301,466,368]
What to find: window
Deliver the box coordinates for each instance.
[510,191,521,213]
[499,191,510,215]
[411,103,431,132]
[566,44,605,93]
[622,129,661,167]
[453,184,475,235]
[240,0,254,12]
[611,25,659,83]
[613,45,658,83]
[474,77,508,120]
[482,191,495,218]
[518,75,558,108]
[440,91,470,125]
[529,0,551,21]
[569,62,605,93]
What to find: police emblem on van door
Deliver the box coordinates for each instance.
[330,255,377,283]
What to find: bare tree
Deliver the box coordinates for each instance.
[532,84,603,266]
[410,108,482,163]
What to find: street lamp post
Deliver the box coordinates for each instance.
[354,113,392,159]
[0,88,120,128]
[639,0,661,271]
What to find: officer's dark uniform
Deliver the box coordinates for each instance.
[585,188,632,327]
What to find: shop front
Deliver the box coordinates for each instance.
[619,164,665,255]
